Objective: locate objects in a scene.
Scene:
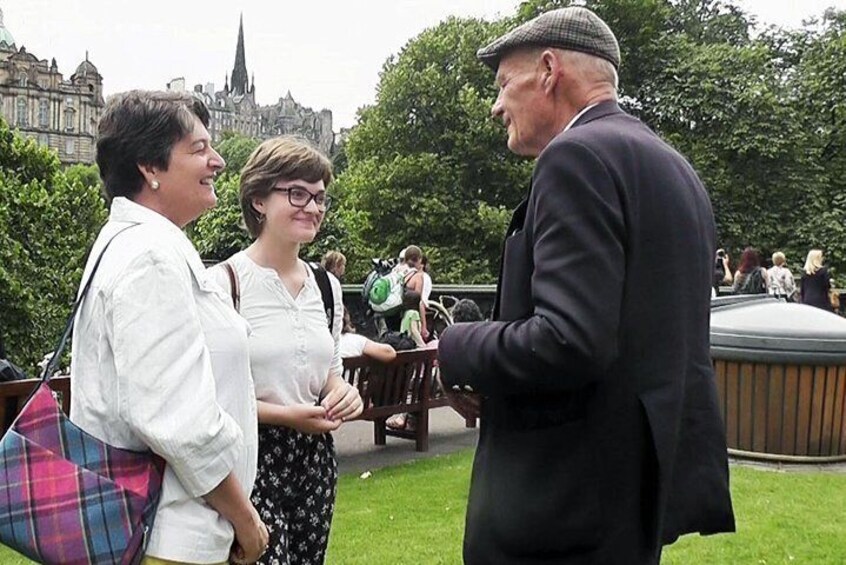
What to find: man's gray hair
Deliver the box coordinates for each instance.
[557,49,619,91]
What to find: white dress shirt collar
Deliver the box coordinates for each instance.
[563,103,599,133]
[109,197,208,283]
[110,196,181,232]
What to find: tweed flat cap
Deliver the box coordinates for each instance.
[477,7,620,70]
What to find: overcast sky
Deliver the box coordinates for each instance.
[3,0,845,130]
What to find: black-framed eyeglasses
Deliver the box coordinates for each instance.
[271,186,332,210]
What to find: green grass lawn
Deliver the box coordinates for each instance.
[326,452,846,564]
[2,452,844,564]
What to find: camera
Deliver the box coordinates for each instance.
[716,249,725,258]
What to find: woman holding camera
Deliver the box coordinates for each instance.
[713,249,732,294]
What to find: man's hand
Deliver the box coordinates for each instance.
[229,504,269,564]
[436,372,481,420]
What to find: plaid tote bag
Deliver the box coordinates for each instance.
[0,225,166,564]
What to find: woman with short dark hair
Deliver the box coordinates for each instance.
[72,90,267,565]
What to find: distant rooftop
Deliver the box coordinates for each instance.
[0,8,16,51]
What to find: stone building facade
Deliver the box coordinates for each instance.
[167,16,334,155]
[0,8,104,164]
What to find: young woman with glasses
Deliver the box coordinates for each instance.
[210,136,362,565]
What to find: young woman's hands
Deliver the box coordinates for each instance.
[320,376,363,422]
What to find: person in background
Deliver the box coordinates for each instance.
[767,251,796,301]
[383,245,425,334]
[451,298,485,323]
[420,255,434,339]
[321,250,346,281]
[732,247,768,295]
[713,248,732,294]
[400,290,426,348]
[339,307,397,362]
[210,136,362,565]
[386,290,427,432]
[801,249,835,312]
[70,90,267,565]
[401,246,427,336]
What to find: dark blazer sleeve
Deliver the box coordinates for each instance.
[439,139,626,395]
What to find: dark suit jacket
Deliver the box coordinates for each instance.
[438,102,735,564]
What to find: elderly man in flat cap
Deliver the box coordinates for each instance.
[437,7,735,564]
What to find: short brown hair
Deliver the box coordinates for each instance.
[96,90,210,202]
[404,245,423,264]
[322,250,346,273]
[239,136,333,238]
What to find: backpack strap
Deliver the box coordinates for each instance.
[309,262,335,335]
[402,267,418,284]
[222,262,240,312]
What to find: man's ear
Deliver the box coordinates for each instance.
[540,49,562,95]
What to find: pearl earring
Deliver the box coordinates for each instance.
[151,180,160,190]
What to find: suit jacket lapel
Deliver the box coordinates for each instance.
[493,191,530,320]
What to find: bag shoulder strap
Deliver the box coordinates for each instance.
[41,223,138,382]
[402,267,417,283]
[309,262,335,335]
[222,262,240,312]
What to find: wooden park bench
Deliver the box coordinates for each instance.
[0,352,477,453]
[342,348,475,452]
[0,376,71,435]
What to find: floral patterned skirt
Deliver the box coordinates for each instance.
[252,425,337,565]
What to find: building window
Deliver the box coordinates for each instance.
[16,98,27,126]
[39,99,49,127]
[65,139,75,155]
[65,109,75,131]
[38,133,49,146]
[19,76,27,87]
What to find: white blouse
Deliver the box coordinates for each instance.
[70,198,258,563]
[209,251,343,407]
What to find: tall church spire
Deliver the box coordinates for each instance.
[230,13,249,96]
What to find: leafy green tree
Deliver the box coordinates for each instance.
[336,17,532,283]
[789,9,846,275]
[216,131,261,175]
[64,163,103,193]
[653,40,813,251]
[0,122,107,372]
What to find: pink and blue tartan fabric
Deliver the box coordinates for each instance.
[0,382,165,565]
